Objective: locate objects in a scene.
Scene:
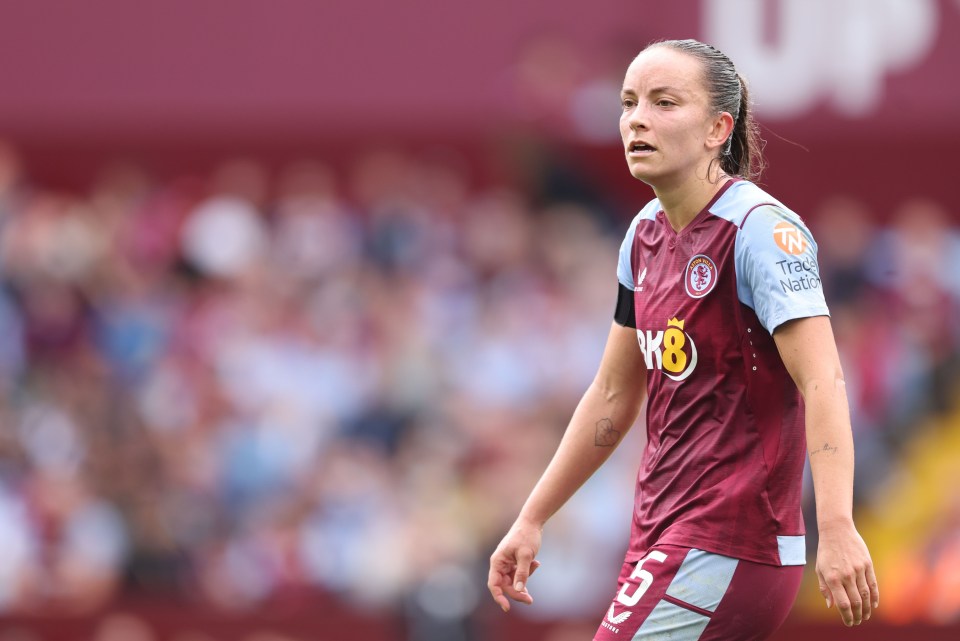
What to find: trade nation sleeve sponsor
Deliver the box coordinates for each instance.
[734,204,830,334]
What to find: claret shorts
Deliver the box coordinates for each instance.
[593,544,803,641]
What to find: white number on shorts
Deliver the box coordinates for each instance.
[616,550,668,607]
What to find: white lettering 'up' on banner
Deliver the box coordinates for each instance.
[704,0,939,118]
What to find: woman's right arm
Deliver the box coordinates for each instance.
[487,321,648,612]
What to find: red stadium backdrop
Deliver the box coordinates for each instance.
[0,0,955,218]
[2,602,960,641]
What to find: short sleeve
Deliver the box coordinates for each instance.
[735,205,830,334]
[617,219,637,290]
[614,214,644,328]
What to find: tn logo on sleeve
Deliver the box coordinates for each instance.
[772,222,807,255]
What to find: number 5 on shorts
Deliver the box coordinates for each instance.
[616,551,668,607]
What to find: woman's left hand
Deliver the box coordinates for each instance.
[816,519,879,626]
[487,519,543,612]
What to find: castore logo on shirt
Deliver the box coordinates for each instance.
[635,267,647,292]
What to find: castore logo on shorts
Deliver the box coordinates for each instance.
[636,317,698,381]
[601,603,631,634]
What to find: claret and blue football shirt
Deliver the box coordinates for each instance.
[614,179,829,566]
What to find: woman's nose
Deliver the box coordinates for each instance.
[627,106,649,131]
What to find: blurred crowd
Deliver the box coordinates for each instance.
[0,139,958,637]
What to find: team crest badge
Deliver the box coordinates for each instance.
[685,254,717,298]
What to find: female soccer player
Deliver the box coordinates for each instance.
[487,39,879,640]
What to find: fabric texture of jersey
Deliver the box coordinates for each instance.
[615,179,829,567]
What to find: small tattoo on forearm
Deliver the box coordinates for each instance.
[809,441,839,457]
[595,418,620,447]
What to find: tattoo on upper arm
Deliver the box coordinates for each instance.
[809,441,839,457]
[595,418,620,447]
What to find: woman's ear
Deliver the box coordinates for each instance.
[706,111,736,152]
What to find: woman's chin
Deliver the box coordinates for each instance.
[627,165,658,186]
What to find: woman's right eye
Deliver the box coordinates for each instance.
[621,99,636,109]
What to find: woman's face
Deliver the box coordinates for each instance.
[619,47,730,188]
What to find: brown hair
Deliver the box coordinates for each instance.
[644,39,766,181]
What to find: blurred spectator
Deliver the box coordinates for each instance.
[91,613,158,641]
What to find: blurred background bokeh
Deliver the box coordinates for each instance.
[0,1,958,640]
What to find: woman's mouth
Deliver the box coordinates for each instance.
[628,141,657,156]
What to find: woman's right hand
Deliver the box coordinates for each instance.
[487,519,543,612]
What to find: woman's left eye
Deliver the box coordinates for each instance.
[656,100,675,107]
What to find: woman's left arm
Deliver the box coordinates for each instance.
[773,315,880,627]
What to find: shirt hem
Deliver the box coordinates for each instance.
[628,531,806,568]
[768,306,831,334]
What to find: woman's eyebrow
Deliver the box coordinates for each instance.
[621,85,687,97]
[648,85,685,96]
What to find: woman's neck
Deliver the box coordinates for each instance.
[655,169,731,233]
